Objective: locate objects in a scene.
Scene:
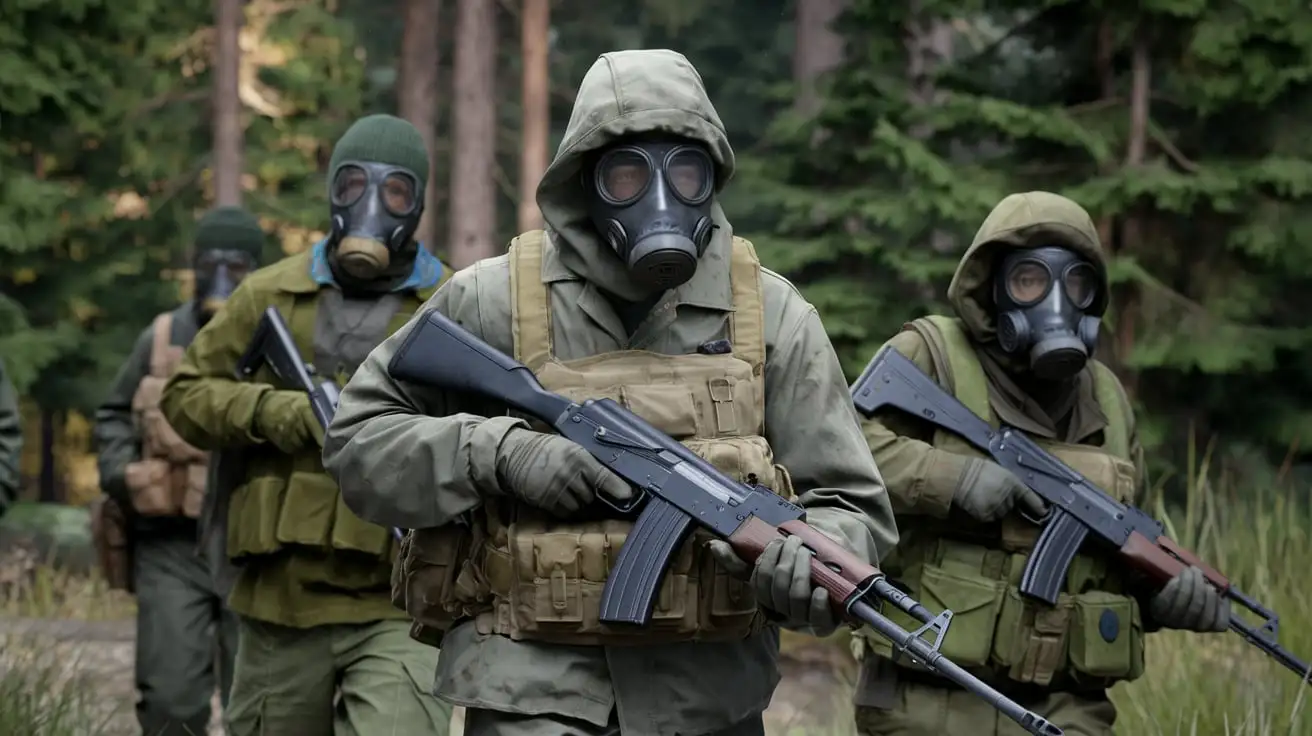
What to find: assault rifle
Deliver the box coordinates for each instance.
[850,345,1312,685]
[387,307,1063,736]
[237,306,401,541]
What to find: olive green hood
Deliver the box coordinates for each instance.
[535,49,736,301]
[948,191,1110,342]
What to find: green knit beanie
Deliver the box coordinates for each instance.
[328,114,430,190]
[194,206,265,259]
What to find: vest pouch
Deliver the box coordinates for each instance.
[682,436,781,492]
[228,474,285,559]
[992,586,1075,686]
[133,376,206,465]
[1068,591,1143,681]
[900,563,1005,667]
[90,495,132,592]
[124,459,180,516]
[394,524,484,645]
[619,384,699,438]
[328,485,392,559]
[182,463,206,519]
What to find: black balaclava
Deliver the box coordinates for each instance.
[325,114,431,292]
[192,206,264,326]
[584,134,717,294]
[993,246,1101,382]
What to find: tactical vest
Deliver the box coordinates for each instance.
[863,315,1145,689]
[125,312,207,518]
[393,230,795,647]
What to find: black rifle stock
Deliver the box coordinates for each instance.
[386,307,1063,736]
[851,345,1312,685]
[236,306,401,541]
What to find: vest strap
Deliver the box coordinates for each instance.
[149,313,176,378]
[508,230,553,372]
[727,237,766,371]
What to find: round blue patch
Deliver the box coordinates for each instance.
[1099,609,1120,642]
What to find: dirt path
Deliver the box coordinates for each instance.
[0,617,854,736]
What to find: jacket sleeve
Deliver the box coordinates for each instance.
[763,303,898,565]
[159,278,276,450]
[92,327,154,507]
[860,330,971,520]
[0,360,22,515]
[323,264,528,530]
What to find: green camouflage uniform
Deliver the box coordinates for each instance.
[322,50,899,736]
[853,193,1152,736]
[93,206,265,736]
[0,359,21,517]
[159,116,453,736]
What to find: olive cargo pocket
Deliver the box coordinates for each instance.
[394,525,479,643]
[275,471,337,547]
[907,564,1005,667]
[229,475,286,558]
[993,588,1074,686]
[1069,591,1142,680]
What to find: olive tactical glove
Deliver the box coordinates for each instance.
[953,457,1046,523]
[253,390,324,454]
[494,427,633,516]
[708,535,839,637]
[1149,565,1230,632]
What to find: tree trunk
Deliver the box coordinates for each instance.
[38,409,57,504]
[397,0,442,252]
[213,0,243,207]
[793,0,846,116]
[447,0,499,269]
[1112,31,1152,398]
[517,0,550,233]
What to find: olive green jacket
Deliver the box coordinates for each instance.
[160,248,444,628]
[0,359,21,516]
[323,49,898,735]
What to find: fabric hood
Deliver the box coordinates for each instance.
[535,49,736,301]
[947,191,1110,341]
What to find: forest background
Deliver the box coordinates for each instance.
[3,0,1311,514]
[6,1,1312,733]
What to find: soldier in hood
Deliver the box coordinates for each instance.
[322,49,899,736]
[93,205,264,736]
[850,192,1230,735]
[158,115,453,736]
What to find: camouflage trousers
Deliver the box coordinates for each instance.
[853,658,1116,736]
[224,616,451,736]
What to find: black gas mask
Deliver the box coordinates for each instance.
[585,139,717,292]
[327,161,422,282]
[194,248,256,325]
[994,246,1101,381]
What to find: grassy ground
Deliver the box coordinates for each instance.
[1,446,1310,735]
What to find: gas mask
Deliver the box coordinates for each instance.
[194,248,256,324]
[993,246,1101,381]
[327,161,422,282]
[585,139,717,292]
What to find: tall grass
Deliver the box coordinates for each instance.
[1111,438,1312,735]
[0,635,121,735]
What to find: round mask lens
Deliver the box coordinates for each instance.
[666,149,712,203]
[381,172,417,215]
[331,165,367,207]
[1063,262,1097,309]
[1006,261,1051,305]
[598,150,651,204]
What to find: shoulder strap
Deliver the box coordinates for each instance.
[148,313,175,378]
[906,315,992,422]
[727,237,765,371]
[1089,361,1132,458]
[509,230,552,372]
